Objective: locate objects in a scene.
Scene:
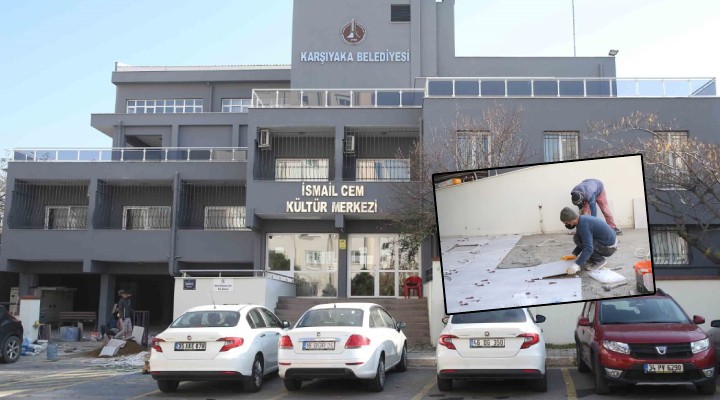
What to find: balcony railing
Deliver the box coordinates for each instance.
[12,147,248,162]
[252,89,425,108]
[425,77,717,98]
[179,269,297,283]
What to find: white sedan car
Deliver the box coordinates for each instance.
[150,304,290,393]
[278,303,408,392]
[436,308,547,392]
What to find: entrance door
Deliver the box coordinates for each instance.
[348,235,419,297]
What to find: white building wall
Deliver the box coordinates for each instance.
[436,156,645,237]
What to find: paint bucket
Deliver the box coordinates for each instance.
[633,260,653,294]
[60,326,81,342]
[47,343,58,361]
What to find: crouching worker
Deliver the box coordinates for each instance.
[560,207,619,275]
[101,311,123,343]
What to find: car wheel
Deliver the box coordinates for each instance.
[437,375,453,391]
[368,356,386,392]
[156,380,179,393]
[696,379,717,395]
[576,341,590,373]
[243,355,264,392]
[593,354,610,395]
[0,335,20,364]
[283,378,302,391]
[395,343,408,372]
[530,373,548,392]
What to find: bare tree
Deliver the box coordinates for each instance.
[389,104,534,255]
[584,111,720,264]
[0,151,8,230]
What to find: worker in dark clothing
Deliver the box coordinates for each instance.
[117,291,134,339]
[101,311,122,341]
[560,207,619,275]
[570,178,623,235]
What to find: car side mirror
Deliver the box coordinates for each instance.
[442,316,449,325]
[395,321,406,332]
[535,315,546,324]
[693,315,705,325]
[711,320,720,328]
[282,320,291,329]
[578,317,591,327]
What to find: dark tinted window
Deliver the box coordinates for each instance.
[391,4,411,22]
[260,308,283,328]
[297,308,364,327]
[599,298,690,324]
[451,309,527,324]
[247,309,267,329]
[170,311,240,328]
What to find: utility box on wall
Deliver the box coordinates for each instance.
[31,287,75,324]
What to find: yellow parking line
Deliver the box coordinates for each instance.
[410,375,436,400]
[127,389,159,399]
[561,368,577,400]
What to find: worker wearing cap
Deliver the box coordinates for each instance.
[117,290,134,339]
[570,178,622,236]
[560,207,619,275]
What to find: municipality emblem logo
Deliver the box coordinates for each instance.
[341,19,366,45]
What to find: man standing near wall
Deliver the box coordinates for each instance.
[570,178,623,235]
[117,290,134,339]
[560,207,619,275]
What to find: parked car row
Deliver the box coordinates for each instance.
[147,290,719,396]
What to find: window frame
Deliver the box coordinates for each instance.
[456,130,491,167]
[355,158,411,182]
[390,4,411,23]
[654,131,689,190]
[126,99,203,114]
[275,158,330,182]
[122,206,172,230]
[221,98,251,113]
[650,226,689,265]
[44,205,88,230]
[203,206,247,230]
[543,131,579,162]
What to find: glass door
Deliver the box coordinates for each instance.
[348,235,420,297]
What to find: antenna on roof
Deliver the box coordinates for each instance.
[210,286,217,309]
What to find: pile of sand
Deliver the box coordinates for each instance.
[85,340,147,358]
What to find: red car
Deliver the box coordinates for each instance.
[575,289,717,395]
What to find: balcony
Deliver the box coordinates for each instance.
[252,89,424,108]
[12,147,248,163]
[425,77,717,98]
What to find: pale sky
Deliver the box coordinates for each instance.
[1,0,718,153]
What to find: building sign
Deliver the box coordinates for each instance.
[339,239,347,250]
[287,183,378,214]
[213,278,234,292]
[183,279,196,290]
[299,19,410,64]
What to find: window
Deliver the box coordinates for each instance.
[122,206,171,230]
[378,308,397,328]
[246,309,267,329]
[369,309,385,328]
[544,131,579,162]
[44,206,88,230]
[456,131,491,168]
[126,99,203,114]
[259,308,283,328]
[391,4,411,22]
[275,158,329,181]
[650,226,689,265]
[204,206,246,230]
[356,159,410,182]
[221,98,251,113]
[654,131,689,189]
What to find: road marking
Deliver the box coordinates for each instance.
[561,368,577,400]
[128,389,160,399]
[410,375,436,400]
[265,392,289,400]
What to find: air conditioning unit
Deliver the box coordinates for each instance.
[258,129,271,149]
[344,134,355,154]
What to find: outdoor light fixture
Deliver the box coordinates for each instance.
[608,49,619,56]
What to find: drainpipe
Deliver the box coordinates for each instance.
[169,171,180,276]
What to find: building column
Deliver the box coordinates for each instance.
[18,273,38,296]
[98,273,116,327]
[170,124,180,147]
[334,125,344,182]
[336,215,348,298]
[232,124,241,147]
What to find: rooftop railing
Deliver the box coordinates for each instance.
[12,147,248,162]
[252,88,425,108]
[425,77,717,98]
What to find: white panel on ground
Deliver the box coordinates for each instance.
[633,198,648,229]
[130,326,145,343]
[588,269,626,284]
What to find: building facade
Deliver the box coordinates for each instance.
[2,0,718,338]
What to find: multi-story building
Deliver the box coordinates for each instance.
[2,0,718,343]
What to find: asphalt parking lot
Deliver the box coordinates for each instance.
[0,359,718,399]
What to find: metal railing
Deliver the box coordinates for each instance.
[12,147,248,162]
[252,88,425,108]
[179,269,297,283]
[424,77,717,98]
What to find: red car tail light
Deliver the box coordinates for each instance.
[279,335,294,349]
[218,337,244,352]
[438,334,458,350]
[345,334,371,349]
[151,338,165,353]
[518,333,540,349]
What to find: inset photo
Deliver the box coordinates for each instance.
[434,154,654,315]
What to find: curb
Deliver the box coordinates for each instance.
[408,357,575,368]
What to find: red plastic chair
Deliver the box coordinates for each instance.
[403,276,423,299]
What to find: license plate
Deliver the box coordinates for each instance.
[470,338,505,348]
[303,341,335,350]
[644,363,684,373]
[174,342,206,351]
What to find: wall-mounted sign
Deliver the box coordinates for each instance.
[183,279,196,290]
[213,278,234,292]
[339,239,347,250]
[287,183,378,214]
[341,19,366,45]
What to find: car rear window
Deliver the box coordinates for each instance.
[599,298,690,324]
[296,308,364,328]
[170,311,241,328]
[451,309,527,324]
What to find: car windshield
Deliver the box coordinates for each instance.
[599,298,690,324]
[296,308,364,328]
[170,311,240,328]
[451,308,527,324]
